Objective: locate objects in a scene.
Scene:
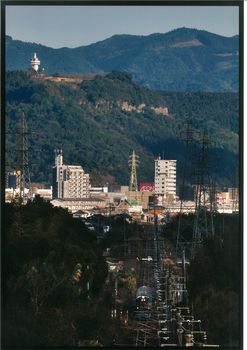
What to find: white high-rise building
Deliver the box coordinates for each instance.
[52,150,90,199]
[154,157,177,198]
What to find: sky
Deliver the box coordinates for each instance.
[6,5,239,48]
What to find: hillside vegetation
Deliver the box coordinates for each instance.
[6,71,239,188]
[6,27,239,91]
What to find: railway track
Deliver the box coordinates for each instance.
[132,222,218,348]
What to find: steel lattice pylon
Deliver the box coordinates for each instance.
[129,150,139,192]
[176,118,196,259]
[192,128,216,257]
[17,112,32,202]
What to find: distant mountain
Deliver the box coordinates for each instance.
[6,71,239,188]
[6,28,239,92]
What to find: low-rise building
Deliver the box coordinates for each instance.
[5,187,30,202]
[32,187,53,200]
[90,186,108,195]
[216,191,230,206]
[120,186,154,209]
[216,188,239,211]
[51,197,106,213]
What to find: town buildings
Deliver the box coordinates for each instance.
[5,147,239,217]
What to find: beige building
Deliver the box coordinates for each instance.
[154,157,177,199]
[53,150,90,199]
[125,190,154,209]
[33,188,52,200]
[120,186,154,209]
[51,197,106,212]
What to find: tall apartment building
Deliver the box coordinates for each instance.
[52,150,90,199]
[154,157,177,198]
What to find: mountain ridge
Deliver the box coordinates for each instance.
[6,27,238,49]
[6,27,239,92]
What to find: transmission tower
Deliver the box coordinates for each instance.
[17,112,32,202]
[129,150,139,192]
[192,128,215,257]
[231,161,239,213]
[176,118,196,259]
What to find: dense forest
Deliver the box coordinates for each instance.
[162,212,240,347]
[3,198,144,347]
[188,227,241,346]
[6,70,239,189]
[3,197,106,346]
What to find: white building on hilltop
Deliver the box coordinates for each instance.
[31,53,40,72]
[154,157,177,199]
[52,150,90,199]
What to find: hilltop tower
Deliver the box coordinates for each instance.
[31,53,40,72]
[129,150,139,192]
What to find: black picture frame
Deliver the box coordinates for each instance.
[1,1,243,349]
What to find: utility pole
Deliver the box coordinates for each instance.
[123,215,126,257]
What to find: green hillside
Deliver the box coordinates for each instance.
[5,71,239,188]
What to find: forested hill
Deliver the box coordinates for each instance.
[6,27,239,91]
[6,71,239,188]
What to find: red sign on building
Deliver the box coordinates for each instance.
[139,183,155,192]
